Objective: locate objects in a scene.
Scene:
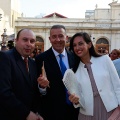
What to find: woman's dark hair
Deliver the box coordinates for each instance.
[69,32,101,72]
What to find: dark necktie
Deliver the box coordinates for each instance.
[59,54,71,105]
[24,57,29,72]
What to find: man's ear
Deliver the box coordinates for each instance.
[14,38,18,45]
[49,37,51,43]
[14,39,17,43]
[66,36,68,42]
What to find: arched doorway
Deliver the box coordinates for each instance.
[95,38,109,54]
[35,36,44,55]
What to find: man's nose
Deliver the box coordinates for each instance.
[55,36,60,41]
[26,40,31,46]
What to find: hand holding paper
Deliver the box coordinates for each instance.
[69,93,79,105]
[62,69,85,109]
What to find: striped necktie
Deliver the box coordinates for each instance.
[24,57,29,72]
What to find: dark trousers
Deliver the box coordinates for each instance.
[41,103,79,120]
[64,104,79,120]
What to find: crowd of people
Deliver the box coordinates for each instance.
[0,24,120,120]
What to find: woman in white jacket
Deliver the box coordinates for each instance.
[68,32,120,120]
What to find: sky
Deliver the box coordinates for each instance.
[20,0,120,18]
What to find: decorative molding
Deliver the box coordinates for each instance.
[96,24,111,28]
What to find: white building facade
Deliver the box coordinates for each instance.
[15,1,120,54]
[0,0,21,41]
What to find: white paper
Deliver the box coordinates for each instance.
[62,69,85,109]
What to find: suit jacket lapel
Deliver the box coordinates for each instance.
[13,48,32,87]
[46,48,62,76]
[28,58,36,84]
[66,49,74,69]
[47,48,74,69]
[46,48,74,76]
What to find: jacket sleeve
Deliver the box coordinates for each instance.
[113,59,120,78]
[106,55,120,104]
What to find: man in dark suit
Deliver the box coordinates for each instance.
[35,25,79,120]
[0,29,43,120]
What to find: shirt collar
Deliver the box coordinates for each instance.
[52,47,66,57]
[22,56,28,60]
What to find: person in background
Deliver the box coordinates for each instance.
[0,28,43,120]
[104,49,109,55]
[29,50,36,60]
[1,45,9,51]
[35,25,79,120]
[68,32,120,120]
[113,57,120,78]
[109,49,120,60]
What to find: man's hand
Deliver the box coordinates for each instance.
[36,112,44,120]
[26,111,40,120]
[37,75,50,88]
